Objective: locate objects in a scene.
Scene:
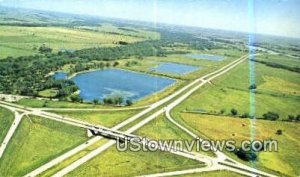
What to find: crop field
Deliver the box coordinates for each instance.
[0,25,158,59]
[177,113,300,176]
[173,60,300,119]
[257,54,300,68]
[0,107,14,143]
[0,115,88,176]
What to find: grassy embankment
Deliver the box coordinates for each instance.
[65,145,205,177]
[0,107,14,143]
[0,116,88,176]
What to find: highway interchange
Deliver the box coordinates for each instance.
[0,54,277,177]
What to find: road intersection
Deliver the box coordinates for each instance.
[0,54,277,177]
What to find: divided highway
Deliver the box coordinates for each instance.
[0,54,276,177]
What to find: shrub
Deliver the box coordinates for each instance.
[276,129,282,135]
[235,148,257,161]
[263,112,279,121]
[240,113,250,118]
[126,99,133,106]
[70,95,82,102]
[231,108,238,116]
[288,115,295,121]
[249,84,257,90]
[220,109,226,114]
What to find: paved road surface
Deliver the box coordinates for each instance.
[0,111,24,158]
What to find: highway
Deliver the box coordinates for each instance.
[0,54,276,177]
[47,55,250,176]
[49,54,274,177]
[0,111,24,158]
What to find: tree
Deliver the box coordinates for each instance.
[240,113,250,118]
[263,112,279,121]
[288,115,295,121]
[39,44,53,53]
[116,96,124,105]
[126,99,133,106]
[231,108,238,116]
[70,95,81,102]
[220,109,226,114]
[42,100,48,107]
[276,129,282,135]
[235,148,257,161]
[113,61,119,67]
[92,98,99,105]
[296,115,300,121]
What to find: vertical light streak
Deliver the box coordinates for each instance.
[248,0,257,167]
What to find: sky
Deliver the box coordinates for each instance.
[1,0,299,38]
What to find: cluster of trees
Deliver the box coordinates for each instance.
[287,115,300,122]
[39,44,53,53]
[125,61,139,67]
[262,112,279,121]
[102,96,132,106]
[253,59,300,73]
[0,27,218,100]
[0,53,83,97]
[218,108,287,121]
[235,149,257,162]
[70,94,83,102]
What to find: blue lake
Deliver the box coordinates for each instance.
[67,69,175,101]
[153,62,199,75]
[54,72,68,80]
[186,54,224,61]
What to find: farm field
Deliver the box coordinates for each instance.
[0,25,158,59]
[176,113,300,176]
[0,2,299,177]
[173,61,300,120]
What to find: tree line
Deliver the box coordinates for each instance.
[0,28,217,100]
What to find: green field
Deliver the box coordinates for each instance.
[257,54,300,68]
[52,109,140,128]
[38,89,58,98]
[16,98,113,108]
[66,145,205,177]
[174,61,300,120]
[0,25,158,58]
[0,107,14,143]
[0,115,88,176]
[177,113,299,176]
[118,49,246,80]
[135,115,215,157]
[176,170,244,177]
